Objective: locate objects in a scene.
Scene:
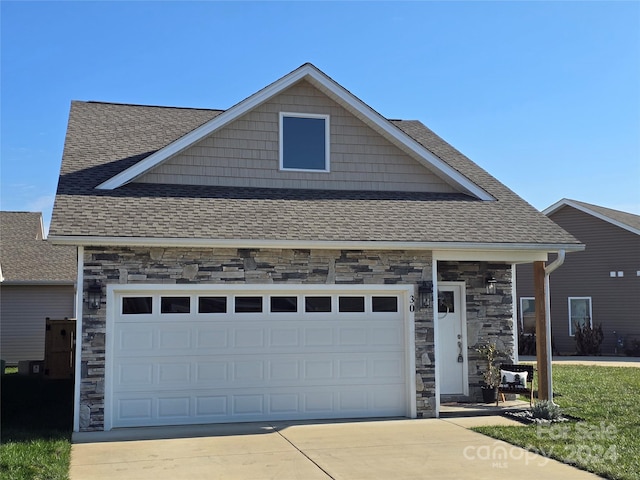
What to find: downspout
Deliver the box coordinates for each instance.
[543,249,565,404]
[73,246,84,432]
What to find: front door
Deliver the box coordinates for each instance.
[437,283,468,396]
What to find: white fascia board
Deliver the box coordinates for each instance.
[433,250,549,263]
[48,235,584,255]
[96,64,493,201]
[304,72,494,201]
[544,199,640,236]
[542,198,570,216]
[0,280,75,286]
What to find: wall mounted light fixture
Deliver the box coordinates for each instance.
[87,280,103,310]
[418,281,433,308]
[485,274,497,295]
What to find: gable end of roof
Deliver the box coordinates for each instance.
[95,64,494,201]
[544,199,640,235]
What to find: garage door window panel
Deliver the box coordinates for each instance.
[339,296,365,313]
[270,296,298,313]
[122,297,153,315]
[161,297,191,314]
[305,296,332,313]
[198,296,227,314]
[372,296,398,312]
[235,296,263,313]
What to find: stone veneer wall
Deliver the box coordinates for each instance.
[437,261,515,401]
[79,247,436,431]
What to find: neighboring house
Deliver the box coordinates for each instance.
[0,211,76,365]
[48,63,582,434]
[517,199,640,355]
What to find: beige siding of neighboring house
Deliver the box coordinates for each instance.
[138,80,457,193]
[517,206,640,355]
[0,284,75,365]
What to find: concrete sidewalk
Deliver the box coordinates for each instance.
[70,418,600,480]
[519,355,640,367]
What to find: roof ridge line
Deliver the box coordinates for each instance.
[78,100,225,112]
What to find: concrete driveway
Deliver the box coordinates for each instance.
[70,417,600,480]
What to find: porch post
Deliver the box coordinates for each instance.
[534,261,549,401]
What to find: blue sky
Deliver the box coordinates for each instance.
[2,1,639,232]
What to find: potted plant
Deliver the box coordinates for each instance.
[477,341,502,403]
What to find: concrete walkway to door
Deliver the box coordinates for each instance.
[70,418,600,480]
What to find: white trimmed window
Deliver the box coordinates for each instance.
[279,112,330,172]
[519,297,535,334]
[568,297,592,336]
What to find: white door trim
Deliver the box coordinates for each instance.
[103,283,416,431]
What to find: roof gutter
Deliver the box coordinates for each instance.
[47,235,584,252]
[0,280,76,286]
[543,249,566,404]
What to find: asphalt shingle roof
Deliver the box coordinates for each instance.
[567,200,640,232]
[49,101,580,247]
[1,212,76,283]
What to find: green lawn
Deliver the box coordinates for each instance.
[474,365,640,480]
[0,373,73,480]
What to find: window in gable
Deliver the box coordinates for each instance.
[279,112,329,171]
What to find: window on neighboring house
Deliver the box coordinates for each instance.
[520,297,536,334]
[280,113,329,171]
[568,297,592,336]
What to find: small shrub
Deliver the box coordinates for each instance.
[574,323,604,355]
[624,338,640,357]
[531,400,563,421]
[518,333,536,355]
[476,342,504,388]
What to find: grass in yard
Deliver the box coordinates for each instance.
[1,373,73,480]
[474,365,640,480]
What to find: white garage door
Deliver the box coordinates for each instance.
[107,287,410,428]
